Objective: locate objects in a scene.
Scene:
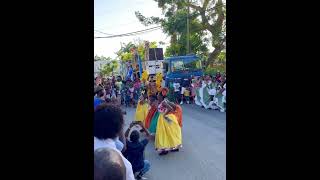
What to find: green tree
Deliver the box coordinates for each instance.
[94,55,109,61]
[95,55,119,77]
[217,50,226,64]
[100,60,119,77]
[115,40,158,62]
[116,42,135,62]
[135,0,225,65]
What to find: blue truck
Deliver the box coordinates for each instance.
[163,55,203,87]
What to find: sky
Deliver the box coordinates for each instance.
[94,0,170,59]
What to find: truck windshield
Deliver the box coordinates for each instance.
[171,59,201,72]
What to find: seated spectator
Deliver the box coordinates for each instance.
[124,122,151,180]
[94,147,126,180]
[94,104,135,180]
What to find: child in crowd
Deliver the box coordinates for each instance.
[183,87,191,104]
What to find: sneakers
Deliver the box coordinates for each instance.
[187,101,190,104]
[136,172,148,180]
[180,101,183,105]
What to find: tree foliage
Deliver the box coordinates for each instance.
[135,0,226,65]
[115,40,158,62]
[95,55,119,76]
[100,60,119,76]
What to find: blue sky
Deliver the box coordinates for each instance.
[94,0,170,59]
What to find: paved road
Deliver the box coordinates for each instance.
[123,104,226,180]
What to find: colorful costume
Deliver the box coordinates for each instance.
[141,71,148,83]
[155,113,182,151]
[201,83,212,109]
[148,111,160,134]
[144,106,157,129]
[135,100,149,125]
[170,105,183,127]
[155,73,163,92]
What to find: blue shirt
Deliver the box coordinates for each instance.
[114,137,124,152]
[124,139,149,173]
[94,97,104,109]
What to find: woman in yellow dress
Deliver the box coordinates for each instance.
[155,98,182,155]
[134,93,149,125]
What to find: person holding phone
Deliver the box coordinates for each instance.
[124,122,152,180]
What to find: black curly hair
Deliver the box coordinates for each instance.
[130,130,140,143]
[94,104,124,140]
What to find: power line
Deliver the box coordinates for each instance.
[97,21,142,30]
[94,26,161,39]
[94,30,114,35]
[116,26,161,36]
[94,28,161,39]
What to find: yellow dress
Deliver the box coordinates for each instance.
[135,101,149,125]
[155,113,182,151]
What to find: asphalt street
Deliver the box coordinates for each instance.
[123,104,226,180]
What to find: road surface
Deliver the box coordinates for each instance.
[123,104,226,180]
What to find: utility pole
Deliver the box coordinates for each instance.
[187,0,190,54]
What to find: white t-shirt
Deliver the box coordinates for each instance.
[173,83,180,92]
[94,137,135,180]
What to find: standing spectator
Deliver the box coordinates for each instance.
[173,79,181,104]
[182,87,191,104]
[94,86,106,110]
[124,122,151,180]
[127,65,134,81]
[105,83,112,100]
[128,81,135,107]
[190,77,197,104]
[135,65,140,79]
[95,76,103,89]
[215,72,222,83]
[115,80,121,97]
[94,147,126,180]
[133,78,141,106]
[94,104,135,180]
[180,78,190,105]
